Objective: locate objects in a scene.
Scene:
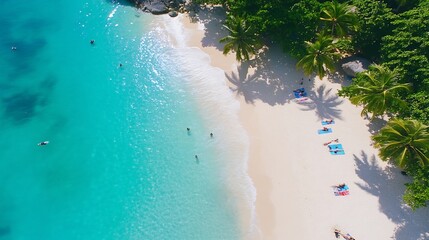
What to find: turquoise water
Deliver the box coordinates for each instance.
[0,1,250,239]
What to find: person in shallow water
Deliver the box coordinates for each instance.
[38,141,49,146]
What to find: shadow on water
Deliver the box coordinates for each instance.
[21,18,52,33]
[2,91,39,124]
[299,84,344,120]
[7,38,47,79]
[0,226,10,237]
[354,151,429,240]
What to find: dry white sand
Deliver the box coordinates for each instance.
[159,6,429,240]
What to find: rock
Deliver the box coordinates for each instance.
[127,0,188,15]
[168,11,178,17]
[339,56,371,77]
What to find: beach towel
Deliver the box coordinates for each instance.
[334,190,350,196]
[294,97,309,103]
[322,120,335,125]
[328,144,343,150]
[318,128,332,134]
[330,149,345,155]
[293,88,307,98]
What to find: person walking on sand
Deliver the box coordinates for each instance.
[210,133,213,138]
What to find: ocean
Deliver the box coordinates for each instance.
[0,0,254,239]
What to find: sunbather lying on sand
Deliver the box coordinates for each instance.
[323,138,339,146]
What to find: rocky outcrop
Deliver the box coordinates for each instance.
[339,56,371,77]
[127,0,193,16]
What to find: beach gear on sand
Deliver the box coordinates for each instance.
[334,190,350,196]
[318,128,332,134]
[293,88,307,98]
[328,143,343,150]
[322,120,335,125]
[334,185,350,196]
[330,149,345,155]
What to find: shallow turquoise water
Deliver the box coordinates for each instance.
[0,1,243,239]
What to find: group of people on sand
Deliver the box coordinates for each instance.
[318,119,356,238]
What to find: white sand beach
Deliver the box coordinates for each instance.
[160,7,429,240]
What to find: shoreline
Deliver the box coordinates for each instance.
[157,8,429,240]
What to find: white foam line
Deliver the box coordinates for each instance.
[107,5,119,21]
[158,15,259,238]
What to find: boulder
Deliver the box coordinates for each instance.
[168,11,178,17]
[339,56,371,77]
[143,1,169,14]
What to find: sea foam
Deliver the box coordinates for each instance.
[159,15,259,239]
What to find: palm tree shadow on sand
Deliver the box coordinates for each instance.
[188,5,228,52]
[354,151,429,240]
[299,84,344,120]
[225,45,312,106]
[226,61,296,105]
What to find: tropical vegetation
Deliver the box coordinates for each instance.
[296,34,340,79]
[219,15,261,61]
[190,0,429,209]
[320,1,359,38]
[372,119,429,169]
[338,64,411,118]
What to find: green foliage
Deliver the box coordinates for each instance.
[400,92,429,125]
[320,1,359,38]
[219,15,261,61]
[296,34,340,79]
[277,1,322,57]
[381,1,429,88]
[404,165,429,210]
[339,64,411,117]
[372,119,429,169]
[351,0,397,60]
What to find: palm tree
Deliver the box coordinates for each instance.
[320,1,359,37]
[340,64,411,118]
[219,15,261,61]
[373,119,429,169]
[296,34,340,79]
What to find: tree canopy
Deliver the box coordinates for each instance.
[191,0,429,209]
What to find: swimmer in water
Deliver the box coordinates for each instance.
[38,141,49,146]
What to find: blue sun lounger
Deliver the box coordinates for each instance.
[318,128,332,134]
[328,143,343,150]
[322,120,335,125]
[330,149,345,155]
